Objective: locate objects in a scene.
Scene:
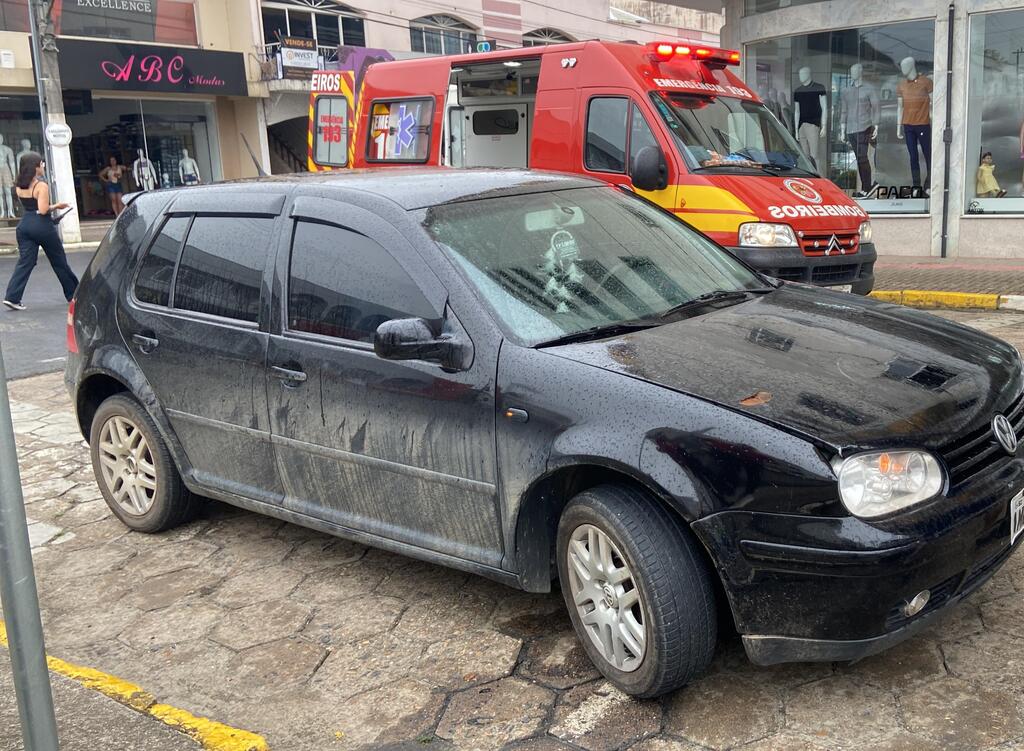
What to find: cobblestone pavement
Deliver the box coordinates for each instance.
[8,310,1024,751]
[875,259,1024,294]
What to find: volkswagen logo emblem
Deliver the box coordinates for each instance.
[993,414,1018,455]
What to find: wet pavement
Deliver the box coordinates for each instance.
[875,258,1024,294]
[4,309,1024,751]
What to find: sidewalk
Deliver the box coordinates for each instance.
[0,219,110,253]
[875,256,1024,294]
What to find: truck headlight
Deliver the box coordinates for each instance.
[738,222,798,247]
[858,221,873,243]
[836,450,944,518]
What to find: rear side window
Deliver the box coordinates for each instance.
[288,220,435,343]
[586,97,628,173]
[135,216,189,306]
[173,216,273,323]
[473,109,519,136]
[367,98,433,162]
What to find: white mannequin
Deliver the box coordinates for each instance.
[896,56,933,189]
[841,63,880,195]
[178,149,201,185]
[132,148,157,192]
[793,66,827,169]
[0,135,15,218]
[16,139,33,169]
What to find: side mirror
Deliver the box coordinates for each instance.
[631,145,669,192]
[373,317,472,371]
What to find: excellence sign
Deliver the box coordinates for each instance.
[57,39,247,96]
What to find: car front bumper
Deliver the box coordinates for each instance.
[692,456,1024,665]
[727,242,877,291]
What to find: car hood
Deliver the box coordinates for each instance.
[710,175,865,232]
[544,284,1022,450]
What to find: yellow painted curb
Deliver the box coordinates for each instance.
[0,621,268,751]
[870,289,1001,310]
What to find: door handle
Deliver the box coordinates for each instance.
[270,365,307,385]
[131,333,159,354]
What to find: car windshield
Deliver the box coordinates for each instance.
[420,187,767,346]
[652,92,817,175]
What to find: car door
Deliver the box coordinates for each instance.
[117,191,285,502]
[265,194,503,566]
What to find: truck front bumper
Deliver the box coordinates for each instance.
[727,242,877,293]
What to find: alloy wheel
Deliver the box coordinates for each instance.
[566,523,647,672]
[97,415,157,516]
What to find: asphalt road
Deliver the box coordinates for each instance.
[0,250,94,380]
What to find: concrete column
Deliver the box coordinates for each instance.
[46,115,80,245]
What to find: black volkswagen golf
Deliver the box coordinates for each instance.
[67,168,1024,698]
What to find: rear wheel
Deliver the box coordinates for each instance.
[90,394,197,533]
[556,484,717,698]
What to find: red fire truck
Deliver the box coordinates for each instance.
[315,41,876,292]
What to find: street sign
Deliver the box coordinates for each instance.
[44,123,72,147]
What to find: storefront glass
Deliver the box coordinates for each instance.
[746,20,935,214]
[965,9,1024,214]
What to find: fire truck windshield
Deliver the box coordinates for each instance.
[652,92,817,177]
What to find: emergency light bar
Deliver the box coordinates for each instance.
[650,43,741,67]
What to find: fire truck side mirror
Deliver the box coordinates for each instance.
[631,146,668,192]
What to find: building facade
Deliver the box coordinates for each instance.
[723,0,1024,259]
[0,0,270,224]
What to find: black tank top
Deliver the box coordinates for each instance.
[17,185,39,211]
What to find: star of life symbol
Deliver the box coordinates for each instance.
[393,104,417,156]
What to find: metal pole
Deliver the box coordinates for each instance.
[0,341,59,751]
[25,0,57,198]
[939,2,955,259]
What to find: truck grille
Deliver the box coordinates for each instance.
[799,232,860,257]
[811,264,858,284]
[941,390,1024,488]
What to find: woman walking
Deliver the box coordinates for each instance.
[3,152,79,311]
[99,155,126,215]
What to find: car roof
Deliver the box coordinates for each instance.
[174,168,606,210]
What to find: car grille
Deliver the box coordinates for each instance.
[799,232,860,257]
[941,390,1024,488]
[811,264,859,284]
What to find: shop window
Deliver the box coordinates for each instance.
[173,216,273,323]
[367,98,433,162]
[289,9,314,39]
[262,7,288,42]
[586,97,628,173]
[746,20,935,215]
[315,13,340,48]
[51,0,197,44]
[410,15,477,56]
[288,220,434,343]
[261,2,364,48]
[135,216,190,307]
[965,10,1024,215]
[342,16,365,47]
[0,0,29,33]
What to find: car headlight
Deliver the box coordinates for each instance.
[858,221,873,243]
[836,450,944,518]
[738,222,798,247]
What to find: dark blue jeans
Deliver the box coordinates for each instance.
[903,124,931,187]
[6,212,79,304]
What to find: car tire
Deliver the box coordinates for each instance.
[852,279,874,296]
[89,393,197,533]
[556,484,717,698]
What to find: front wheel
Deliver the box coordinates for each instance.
[556,485,717,698]
[851,279,874,296]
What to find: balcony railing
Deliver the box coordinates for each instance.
[256,42,338,81]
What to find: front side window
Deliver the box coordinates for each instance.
[173,216,273,323]
[966,10,1024,215]
[422,187,764,346]
[628,105,659,173]
[653,92,815,175]
[288,220,435,343]
[586,97,629,173]
[135,216,190,307]
[367,98,433,162]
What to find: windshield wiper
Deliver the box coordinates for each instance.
[756,162,820,178]
[656,288,771,320]
[535,320,659,348]
[692,161,818,178]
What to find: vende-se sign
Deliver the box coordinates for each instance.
[57,39,247,96]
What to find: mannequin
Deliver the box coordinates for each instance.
[793,67,827,169]
[132,148,157,192]
[178,149,201,185]
[16,139,33,170]
[896,56,932,188]
[840,63,880,197]
[0,135,15,218]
